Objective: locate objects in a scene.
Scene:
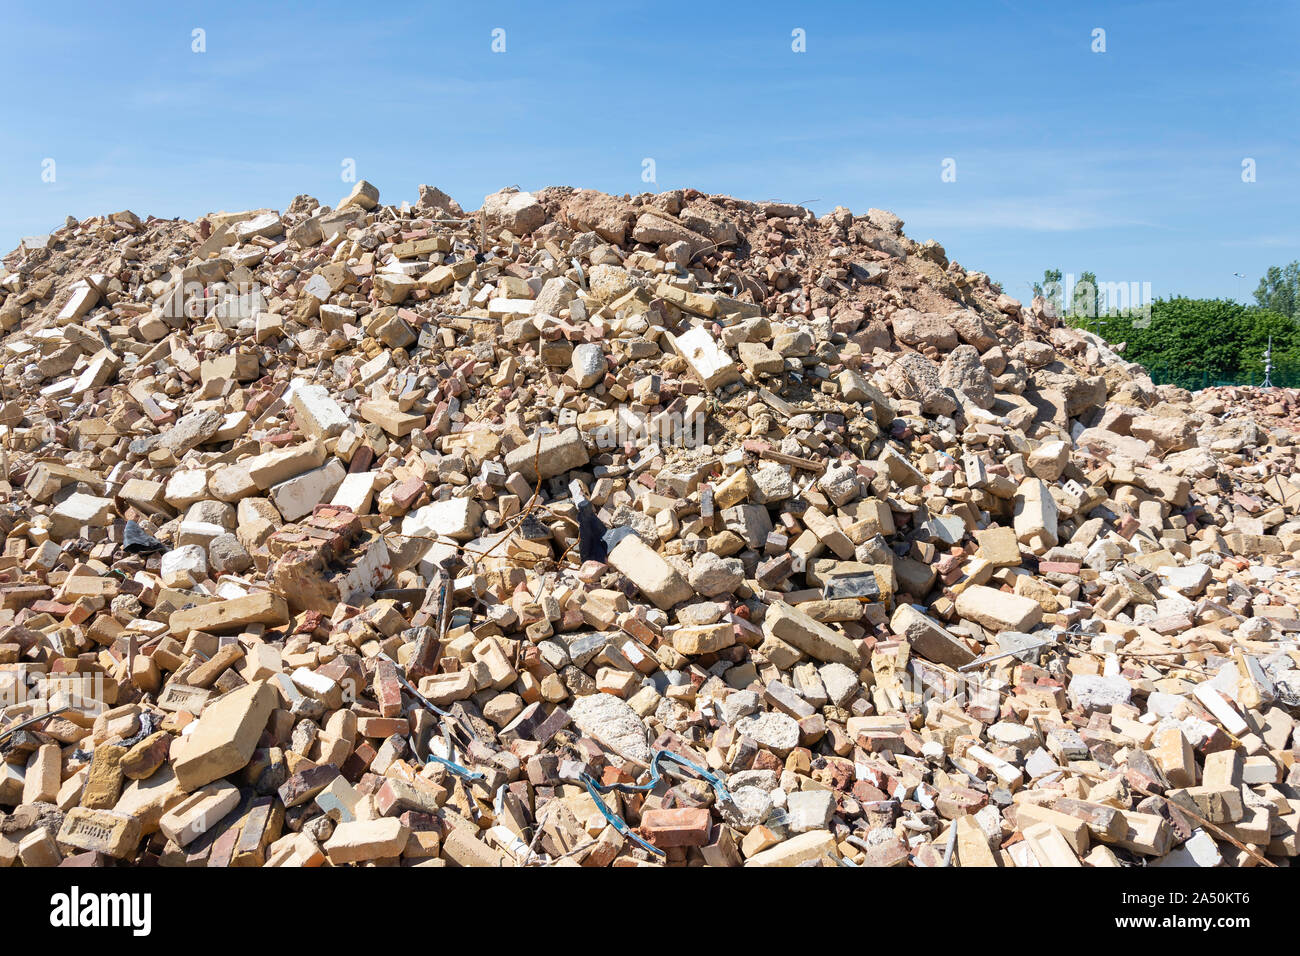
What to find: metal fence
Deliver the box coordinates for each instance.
[1144,362,1300,391]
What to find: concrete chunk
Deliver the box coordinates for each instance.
[504,427,590,483]
[291,383,351,439]
[271,459,347,522]
[672,326,740,392]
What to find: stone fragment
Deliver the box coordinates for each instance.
[170,681,277,791]
[762,601,859,666]
[744,830,838,867]
[890,603,975,667]
[504,427,590,482]
[291,384,351,440]
[57,808,143,860]
[569,692,651,763]
[954,585,1043,632]
[323,818,410,863]
[672,326,740,392]
[608,533,693,610]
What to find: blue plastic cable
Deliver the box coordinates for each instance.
[410,735,486,784]
[423,751,486,783]
[575,748,733,858]
[586,748,731,802]
[580,774,664,857]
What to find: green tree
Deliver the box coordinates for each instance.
[1032,268,1063,316]
[1071,297,1300,388]
[1254,261,1299,318]
[1236,309,1300,379]
[1073,270,1099,318]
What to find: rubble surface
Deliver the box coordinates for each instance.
[1,183,1298,868]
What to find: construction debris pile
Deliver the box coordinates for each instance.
[1,181,1298,868]
[1198,386,1300,435]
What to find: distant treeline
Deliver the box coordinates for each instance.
[1031,262,1300,388]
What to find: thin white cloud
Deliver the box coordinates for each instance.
[1217,235,1299,248]
[905,198,1161,233]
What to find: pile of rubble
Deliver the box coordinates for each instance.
[1,180,1297,868]
[1199,386,1300,434]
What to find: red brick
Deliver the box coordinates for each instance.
[357,716,409,738]
[373,659,404,718]
[639,807,711,848]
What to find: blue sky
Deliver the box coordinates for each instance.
[1,0,1296,304]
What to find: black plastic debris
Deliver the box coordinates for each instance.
[822,571,881,602]
[122,520,166,554]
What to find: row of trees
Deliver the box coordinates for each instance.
[1254,261,1300,318]
[1031,261,1300,320]
[1032,268,1104,318]
[1027,262,1300,388]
